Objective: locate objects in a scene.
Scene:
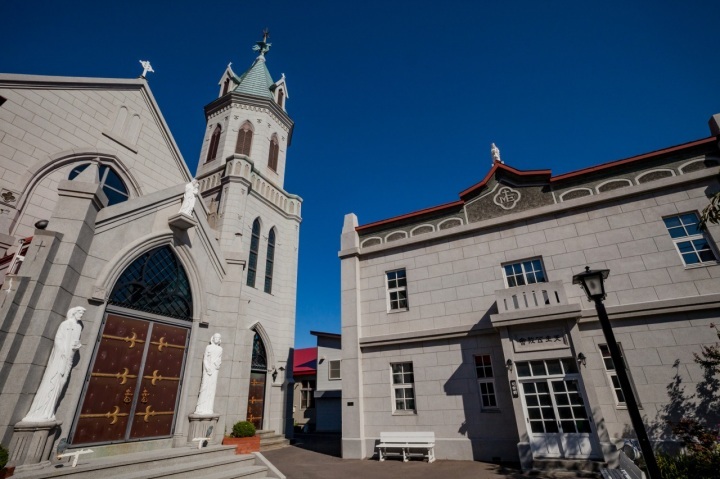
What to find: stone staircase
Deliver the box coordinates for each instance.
[11,445,283,479]
[532,458,604,477]
[257,430,289,451]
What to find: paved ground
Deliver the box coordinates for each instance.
[262,434,593,479]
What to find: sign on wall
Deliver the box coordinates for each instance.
[511,328,569,353]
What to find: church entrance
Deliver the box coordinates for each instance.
[247,332,268,429]
[70,246,194,445]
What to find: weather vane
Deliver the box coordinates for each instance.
[139,60,154,79]
[252,28,272,58]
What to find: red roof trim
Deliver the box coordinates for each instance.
[355,200,464,232]
[551,136,716,182]
[459,161,551,199]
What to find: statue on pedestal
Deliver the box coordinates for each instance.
[194,333,222,415]
[22,307,85,422]
[179,179,199,216]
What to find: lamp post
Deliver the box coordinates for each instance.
[572,266,661,479]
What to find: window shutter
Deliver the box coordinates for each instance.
[206,125,221,163]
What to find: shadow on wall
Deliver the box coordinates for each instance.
[443,308,520,462]
[621,329,720,455]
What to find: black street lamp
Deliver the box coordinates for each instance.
[572,266,661,479]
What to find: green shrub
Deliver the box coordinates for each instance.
[0,443,8,470]
[231,421,256,438]
[657,449,720,479]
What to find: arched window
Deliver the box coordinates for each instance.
[69,163,129,206]
[206,125,222,163]
[108,246,193,320]
[264,228,276,293]
[268,135,279,171]
[247,218,261,287]
[236,122,253,156]
[277,89,284,108]
[222,78,230,96]
[251,332,268,370]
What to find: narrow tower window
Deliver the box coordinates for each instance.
[222,78,230,96]
[268,135,279,172]
[206,125,222,163]
[277,89,284,108]
[236,122,253,156]
[247,218,261,287]
[264,228,276,293]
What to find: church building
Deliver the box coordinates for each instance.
[0,34,301,469]
[340,115,720,470]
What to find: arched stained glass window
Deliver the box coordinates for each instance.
[264,228,275,294]
[236,122,253,156]
[109,246,193,320]
[69,163,129,206]
[247,218,260,287]
[251,332,267,371]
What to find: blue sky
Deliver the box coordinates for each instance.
[2,1,719,348]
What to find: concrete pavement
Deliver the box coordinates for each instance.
[261,434,594,479]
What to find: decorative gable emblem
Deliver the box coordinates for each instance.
[493,186,521,210]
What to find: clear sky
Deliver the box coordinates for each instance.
[2,1,719,348]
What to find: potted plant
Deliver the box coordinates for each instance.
[0,444,13,479]
[222,421,259,454]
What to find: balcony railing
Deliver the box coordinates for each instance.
[495,280,568,314]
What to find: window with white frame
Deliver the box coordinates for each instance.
[391,362,415,412]
[386,269,408,311]
[300,379,315,409]
[328,360,341,380]
[475,355,498,409]
[503,258,547,287]
[598,344,640,408]
[663,213,718,266]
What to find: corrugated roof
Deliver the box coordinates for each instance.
[232,57,275,99]
[293,347,317,376]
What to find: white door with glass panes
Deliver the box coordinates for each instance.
[516,358,600,459]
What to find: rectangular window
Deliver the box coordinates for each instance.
[503,258,547,287]
[598,344,640,408]
[300,380,315,409]
[328,360,341,380]
[386,269,408,311]
[475,355,498,409]
[663,213,718,266]
[391,362,415,412]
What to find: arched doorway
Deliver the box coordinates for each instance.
[70,246,193,445]
[247,332,268,429]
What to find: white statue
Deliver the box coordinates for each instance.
[22,306,85,422]
[491,143,502,164]
[179,179,199,216]
[194,333,222,415]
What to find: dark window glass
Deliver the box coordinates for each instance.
[109,246,192,320]
[264,228,275,293]
[206,125,221,163]
[247,218,260,287]
[236,123,253,156]
[69,163,129,206]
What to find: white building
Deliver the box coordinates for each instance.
[0,35,301,470]
[340,114,720,470]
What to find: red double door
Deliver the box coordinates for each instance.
[71,314,189,445]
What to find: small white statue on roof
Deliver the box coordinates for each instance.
[491,143,503,164]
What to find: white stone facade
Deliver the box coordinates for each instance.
[340,122,720,469]
[0,48,301,468]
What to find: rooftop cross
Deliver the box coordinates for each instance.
[139,60,154,79]
[252,28,272,59]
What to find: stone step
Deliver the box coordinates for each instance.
[255,430,279,439]
[532,457,605,476]
[259,437,289,452]
[119,454,261,479]
[13,445,246,479]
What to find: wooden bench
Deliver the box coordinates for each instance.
[376,432,436,463]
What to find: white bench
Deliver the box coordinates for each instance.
[376,432,436,463]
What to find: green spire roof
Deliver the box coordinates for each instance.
[232,57,275,100]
